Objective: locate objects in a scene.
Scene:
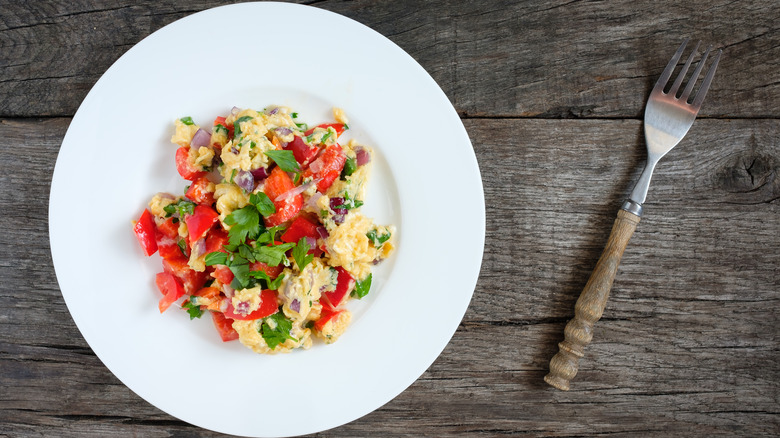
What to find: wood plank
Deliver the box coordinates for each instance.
[0,117,777,435]
[0,0,778,118]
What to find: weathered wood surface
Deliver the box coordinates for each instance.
[1,0,779,437]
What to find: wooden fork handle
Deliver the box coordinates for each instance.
[545,208,641,390]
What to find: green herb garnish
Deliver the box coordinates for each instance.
[292,237,314,271]
[260,313,297,350]
[265,150,300,173]
[163,199,196,218]
[180,116,195,126]
[366,229,391,247]
[352,273,372,299]
[233,115,254,139]
[341,157,357,180]
[182,300,204,319]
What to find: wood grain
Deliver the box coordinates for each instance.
[0,0,778,118]
[1,0,779,436]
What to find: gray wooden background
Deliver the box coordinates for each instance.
[1,1,778,436]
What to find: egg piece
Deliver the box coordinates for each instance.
[315,310,352,344]
[171,118,199,147]
[214,183,249,224]
[324,212,378,279]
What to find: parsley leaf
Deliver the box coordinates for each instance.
[366,229,391,247]
[214,124,228,136]
[249,192,275,217]
[182,300,204,319]
[233,115,254,139]
[205,251,228,266]
[254,243,295,267]
[249,271,285,290]
[352,273,372,299]
[341,157,357,180]
[260,313,297,350]
[320,130,333,144]
[291,112,298,118]
[163,199,196,218]
[224,206,261,246]
[177,239,188,257]
[292,237,314,271]
[265,150,300,172]
[180,116,195,126]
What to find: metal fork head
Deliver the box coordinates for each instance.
[644,39,722,159]
[628,39,721,207]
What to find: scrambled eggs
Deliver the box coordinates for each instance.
[132,106,394,354]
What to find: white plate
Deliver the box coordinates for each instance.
[49,2,484,437]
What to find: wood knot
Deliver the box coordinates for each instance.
[714,145,779,205]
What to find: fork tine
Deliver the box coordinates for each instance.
[692,49,722,108]
[679,45,711,102]
[668,41,700,97]
[653,38,689,92]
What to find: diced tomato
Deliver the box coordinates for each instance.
[314,307,345,332]
[175,146,207,181]
[249,261,283,279]
[156,217,179,239]
[211,265,234,285]
[133,209,158,256]
[204,227,229,255]
[157,235,184,260]
[305,123,346,138]
[303,143,346,193]
[162,257,208,295]
[211,311,239,342]
[281,216,320,244]
[320,267,355,310]
[184,205,219,245]
[284,135,320,168]
[263,166,303,227]
[155,272,184,313]
[214,116,234,139]
[185,176,215,206]
[224,290,279,320]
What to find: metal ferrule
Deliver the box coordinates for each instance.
[621,199,643,217]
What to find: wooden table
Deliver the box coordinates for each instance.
[2,1,778,436]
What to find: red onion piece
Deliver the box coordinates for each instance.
[222,284,235,299]
[235,301,250,315]
[305,192,322,210]
[308,157,323,174]
[265,107,279,115]
[333,213,346,224]
[290,299,300,313]
[330,197,347,215]
[355,147,371,166]
[191,238,206,259]
[250,167,269,181]
[234,170,254,192]
[275,180,314,202]
[191,128,211,148]
[231,146,239,154]
[231,106,241,116]
[274,127,292,136]
[316,226,329,239]
[304,236,317,249]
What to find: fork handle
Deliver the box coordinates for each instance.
[544,208,641,390]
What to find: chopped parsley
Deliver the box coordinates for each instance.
[292,237,314,271]
[341,157,357,180]
[233,115,254,138]
[352,273,372,299]
[163,199,195,218]
[182,300,204,319]
[260,313,297,350]
[177,238,188,257]
[367,229,391,247]
[332,192,363,211]
[214,124,228,136]
[180,116,195,126]
[265,149,300,173]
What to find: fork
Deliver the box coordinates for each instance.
[544,40,722,391]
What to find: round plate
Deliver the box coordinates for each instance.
[49,2,484,437]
